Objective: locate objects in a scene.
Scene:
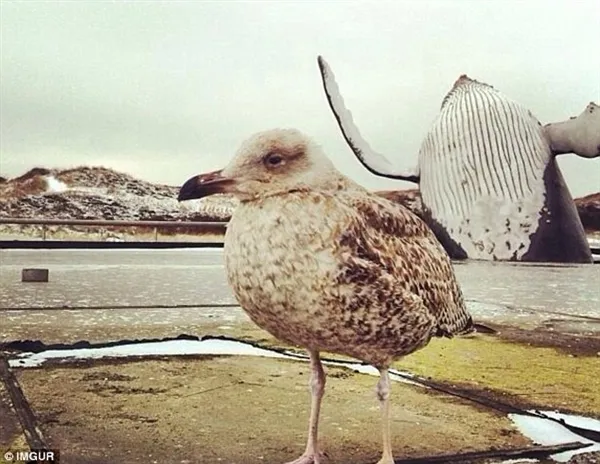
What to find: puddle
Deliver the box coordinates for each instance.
[8,338,599,462]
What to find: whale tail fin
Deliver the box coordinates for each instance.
[317,56,420,183]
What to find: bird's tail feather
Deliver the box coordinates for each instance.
[436,316,495,338]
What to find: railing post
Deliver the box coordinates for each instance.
[42,225,47,241]
[154,227,158,242]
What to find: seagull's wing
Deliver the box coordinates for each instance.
[334,190,472,337]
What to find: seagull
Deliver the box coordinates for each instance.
[178,128,473,464]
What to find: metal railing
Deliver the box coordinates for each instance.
[0,217,228,242]
[0,217,227,227]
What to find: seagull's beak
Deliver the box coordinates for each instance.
[178,169,235,201]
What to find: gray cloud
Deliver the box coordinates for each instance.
[1,0,599,196]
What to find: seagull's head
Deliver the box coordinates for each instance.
[178,128,342,202]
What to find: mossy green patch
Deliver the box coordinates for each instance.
[394,334,600,416]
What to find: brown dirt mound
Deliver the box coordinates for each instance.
[575,192,600,231]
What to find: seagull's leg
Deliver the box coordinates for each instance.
[285,349,326,464]
[376,367,394,464]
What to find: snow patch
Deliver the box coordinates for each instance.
[501,459,538,464]
[45,175,68,193]
[9,339,287,367]
[8,338,417,386]
[509,411,600,462]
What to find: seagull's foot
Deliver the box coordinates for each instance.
[284,450,326,464]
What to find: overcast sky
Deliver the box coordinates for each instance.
[1,0,599,197]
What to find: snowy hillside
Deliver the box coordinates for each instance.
[0,167,238,221]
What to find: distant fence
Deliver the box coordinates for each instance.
[0,218,228,228]
[0,217,228,243]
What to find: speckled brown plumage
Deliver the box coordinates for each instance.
[225,186,472,368]
[178,128,473,464]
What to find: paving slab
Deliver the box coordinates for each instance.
[15,355,531,464]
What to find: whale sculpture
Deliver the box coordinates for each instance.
[545,102,600,159]
[317,56,593,263]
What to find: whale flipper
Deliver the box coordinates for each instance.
[317,56,420,183]
[544,102,600,158]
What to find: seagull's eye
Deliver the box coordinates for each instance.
[264,153,284,167]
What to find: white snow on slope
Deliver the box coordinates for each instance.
[45,175,69,193]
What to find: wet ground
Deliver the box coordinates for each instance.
[1,249,599,463]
